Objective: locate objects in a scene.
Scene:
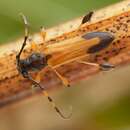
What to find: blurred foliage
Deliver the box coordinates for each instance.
[94,95,130,128]
[0,0,121,43]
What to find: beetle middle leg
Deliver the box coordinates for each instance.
[48,66,70,87]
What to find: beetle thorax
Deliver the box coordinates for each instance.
[20,52,47,72]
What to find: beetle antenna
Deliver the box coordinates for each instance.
[16,13,29,62]
[26,74,72,119]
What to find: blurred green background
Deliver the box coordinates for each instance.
[1,0,130,130]
[0,0,121,43]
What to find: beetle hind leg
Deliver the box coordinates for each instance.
[99,62,115,71]
[77,60,99,67]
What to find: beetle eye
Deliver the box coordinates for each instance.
[46,54,52,60]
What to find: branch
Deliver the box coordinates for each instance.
[0,0,130,107]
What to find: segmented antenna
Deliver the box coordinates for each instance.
[19,13,29,37]
[16,13,29,61]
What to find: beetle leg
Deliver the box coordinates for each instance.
[28,38,39,52]
[35,71,42,83]
[99,62,115,71]
[49,66,70,87]
[77,60,100,67]
[40,26,46,42]
[77,60,115,71]
[31,71,42,90]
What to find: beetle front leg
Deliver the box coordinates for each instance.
[40,26,46,42]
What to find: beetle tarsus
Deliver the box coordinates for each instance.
[100,63,115,71]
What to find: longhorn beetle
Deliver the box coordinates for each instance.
[16,12,115,119]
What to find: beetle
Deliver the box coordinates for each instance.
[16,13,115,119]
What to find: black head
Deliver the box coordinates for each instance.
[27,52,47,71]
[19,52,51,73]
